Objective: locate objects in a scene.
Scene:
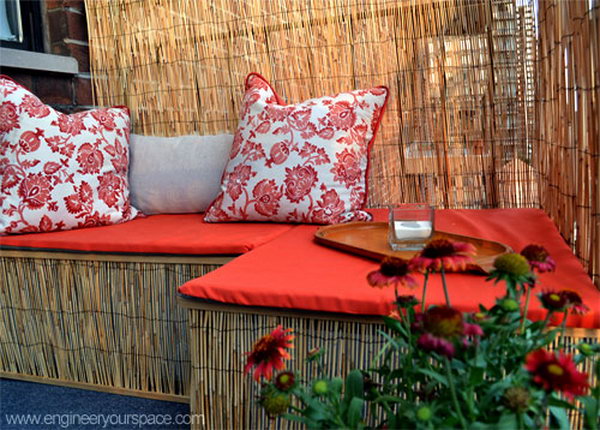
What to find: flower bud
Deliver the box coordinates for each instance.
[473,312,487,322]
[261,393,290,417]
[274,371,295,391]
[307,347,322,361]
[503,386,530,412]
[494,254,531,277]
[578,343,594,357]
[312,380,329,395]
[499,298,519,312]
[416,406,432,421]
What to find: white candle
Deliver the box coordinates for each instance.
[393,220,432,240]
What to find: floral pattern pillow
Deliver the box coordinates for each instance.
[0,75,138,234]
[204,73,388,224]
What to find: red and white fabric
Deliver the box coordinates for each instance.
[0,75,138,234]
[204,73,389,224]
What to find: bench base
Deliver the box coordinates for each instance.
[182,299,599,430]
[1,251,231,399]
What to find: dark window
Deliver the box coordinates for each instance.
[0,0,43,52]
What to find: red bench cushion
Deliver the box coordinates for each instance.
[179,208,600,328]
[0,214,294,255]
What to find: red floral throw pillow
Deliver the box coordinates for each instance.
[0,76,138,234]
[204,73,389,224]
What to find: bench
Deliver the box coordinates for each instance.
[178,208,600,428]
[0,214,292,401]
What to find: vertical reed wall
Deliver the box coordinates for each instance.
[535,0,599,287]
[84,0,598,287]
[85,0,537,208]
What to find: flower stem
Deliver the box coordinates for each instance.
[441,267,451,307]
[445,357,467,430]
[542,310,553,328]
[421,270,430,312]
[559,309,569,349]
[536,392,549,428]
[520,284,532,334]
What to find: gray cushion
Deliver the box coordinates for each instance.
[129,134,233,214]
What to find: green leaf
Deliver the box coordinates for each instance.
[344,370,364,401]
[282,413,310,424]
[382,316,404,334]
[579,396,599,430]
[330,377,343,394]
[496,413,518,430]
[475,353,487,368]
[526,320,547,333]
[549,406,570,430]
[417,368,449,387]
[470,422,491,430]
[346,397,364,428]
[548,396,576,410]
[469,366,485,385]
[304,405,327,422]
[385,409,397,430]
[540,330,559,347]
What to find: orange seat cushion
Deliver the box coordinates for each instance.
[179,208,600,328]
[0,214,294,255]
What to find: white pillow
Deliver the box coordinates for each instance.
[129,134,233,214]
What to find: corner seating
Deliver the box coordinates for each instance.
[0,214,292,402]
[1,207,598,419]
[178,208,599,429]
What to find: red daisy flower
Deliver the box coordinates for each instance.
[274,371,295,391]
[244,325,294,381]
[417,333,455,358]
[422,306,464,338]
[559,290,589,315]
[521,244,556,273]
[539,290,568,312]
[525,349,589,399]
[367,257,418,289]
[413,307,483,358]
[410,239,476,273]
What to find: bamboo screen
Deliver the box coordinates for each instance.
[84,0,598,286]
[85,0,536,209]
[535,0,599,287]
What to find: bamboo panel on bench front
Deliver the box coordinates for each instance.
[0,256,221,399]
[187,308,598,430]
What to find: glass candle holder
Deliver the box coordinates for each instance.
[388,203,434,251]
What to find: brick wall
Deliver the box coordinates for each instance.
[2,0,93,113]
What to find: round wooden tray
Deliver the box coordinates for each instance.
[314,222,512,274]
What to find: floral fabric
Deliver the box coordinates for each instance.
[0,75,138,234]
[204,73,388,224]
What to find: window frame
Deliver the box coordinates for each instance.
[0,0,44,52]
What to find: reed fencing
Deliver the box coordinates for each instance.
[535,0,599,287]
[84,0,598,286]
